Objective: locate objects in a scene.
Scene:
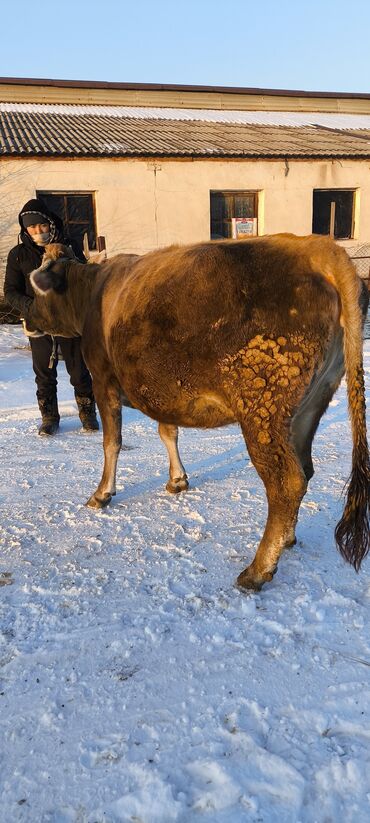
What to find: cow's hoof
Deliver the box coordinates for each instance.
[285,536,297,549]
[166,476,189,494]
[236,564,277,591]
[85,492,112,509]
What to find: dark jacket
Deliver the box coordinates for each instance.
[4,198,79,318]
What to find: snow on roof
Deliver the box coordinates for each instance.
[1,101,370,130]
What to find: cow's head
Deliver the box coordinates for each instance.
[29,244,100,338]
[30,243,75,296]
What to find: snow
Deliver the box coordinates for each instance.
[3,102,370,130]
[1,324,370,822]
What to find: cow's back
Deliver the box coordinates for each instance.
[97,236,342,425]
[103,236,341,352]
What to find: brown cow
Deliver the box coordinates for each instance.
[29,234,370,591]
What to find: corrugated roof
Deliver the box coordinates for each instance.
[1,104,370,158]
[3,103,370,129]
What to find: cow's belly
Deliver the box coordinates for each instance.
[123,380,236,428]
[112,339,237,426]
[166,391,237,428]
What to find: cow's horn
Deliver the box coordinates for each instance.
[83,231,90,261]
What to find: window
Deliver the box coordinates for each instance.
[36,191,97,255]
[210,191,258,239]
[312,189,355,239]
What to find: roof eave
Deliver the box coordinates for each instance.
[2,149,370,160]
[0,76,370,100]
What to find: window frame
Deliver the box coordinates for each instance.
[210,190,259,240]
[312,188,357,240]
[36,190,98,251]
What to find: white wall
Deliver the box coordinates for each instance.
[2,155,370,294]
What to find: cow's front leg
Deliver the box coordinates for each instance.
[86,377,122,509]
[158,423,189,493]
[237,424,307,590]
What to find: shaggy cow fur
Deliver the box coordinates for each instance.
[29,234,370,591]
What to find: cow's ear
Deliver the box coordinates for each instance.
[30,270,53,295]
[30,261,67,295]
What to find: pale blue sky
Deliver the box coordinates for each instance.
[1,0,369,94]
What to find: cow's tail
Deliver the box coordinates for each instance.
[329,246,370,570]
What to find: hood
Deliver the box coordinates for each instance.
[18,198,64,248]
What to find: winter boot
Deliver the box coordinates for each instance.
[76,394,99,432]
[38,395,60,436]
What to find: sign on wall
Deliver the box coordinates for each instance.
[231,217,258,238]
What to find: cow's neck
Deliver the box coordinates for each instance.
[66,262,100,335]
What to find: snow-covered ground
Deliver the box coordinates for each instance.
[1,325,370,823]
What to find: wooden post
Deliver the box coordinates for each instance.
[329,201,336,238]
[83,232,90,260]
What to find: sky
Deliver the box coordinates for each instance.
[1,0,370,95]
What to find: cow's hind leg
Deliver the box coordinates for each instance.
[158,423,189,493]
[238,423,307,590]
[86,376,122,509]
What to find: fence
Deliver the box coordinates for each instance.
[349,255,370,289]
[347,249,370,339]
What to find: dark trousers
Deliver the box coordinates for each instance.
[30,335,93,400]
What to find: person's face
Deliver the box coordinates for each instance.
[27,222,50,246]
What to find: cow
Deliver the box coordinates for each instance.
[28,234,370,591]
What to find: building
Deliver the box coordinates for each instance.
[1,77,370,300]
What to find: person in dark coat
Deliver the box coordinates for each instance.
[5,198,99,436]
